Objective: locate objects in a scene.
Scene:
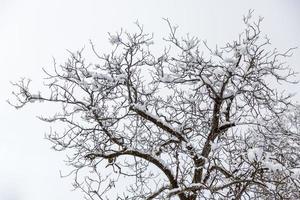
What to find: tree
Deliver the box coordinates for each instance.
[9,11,300,199]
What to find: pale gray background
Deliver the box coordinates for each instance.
[0,0,299,199]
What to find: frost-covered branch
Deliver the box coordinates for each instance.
[9,11,300,200]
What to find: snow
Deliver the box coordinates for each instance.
[224,57,236,64]
[189,183,203,188]
[237,45,248,55]
[247,147,263,162]
[131,103,146,111]
[91,71,114,82]
[291,168,300,178]
[168,183,204,196]
[202,76,211,84]
[188,96,197,102]
[115,74,127,84]
[210,140,221,151]
[223,89,236,99]
[203,189,212,198]
[262,160,284,172]
[88,71,127,84]
[168,187,181,194]
[160,74,175,83]
[214,68,224,77]
[131,103,178,133]
[266,182,276,191]
[252,82,260,88]
[227,65,235,73]
[84,77,94,84]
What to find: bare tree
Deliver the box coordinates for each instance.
[9,11,300,200]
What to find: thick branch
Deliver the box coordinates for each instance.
[85,149,187,199]
[130,104,186,142]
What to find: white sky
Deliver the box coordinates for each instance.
[0,0,299,199]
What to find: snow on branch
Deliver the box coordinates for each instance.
[130,103,186,142]
[9,10,300,200]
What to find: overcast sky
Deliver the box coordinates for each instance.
[0,0,299,199]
